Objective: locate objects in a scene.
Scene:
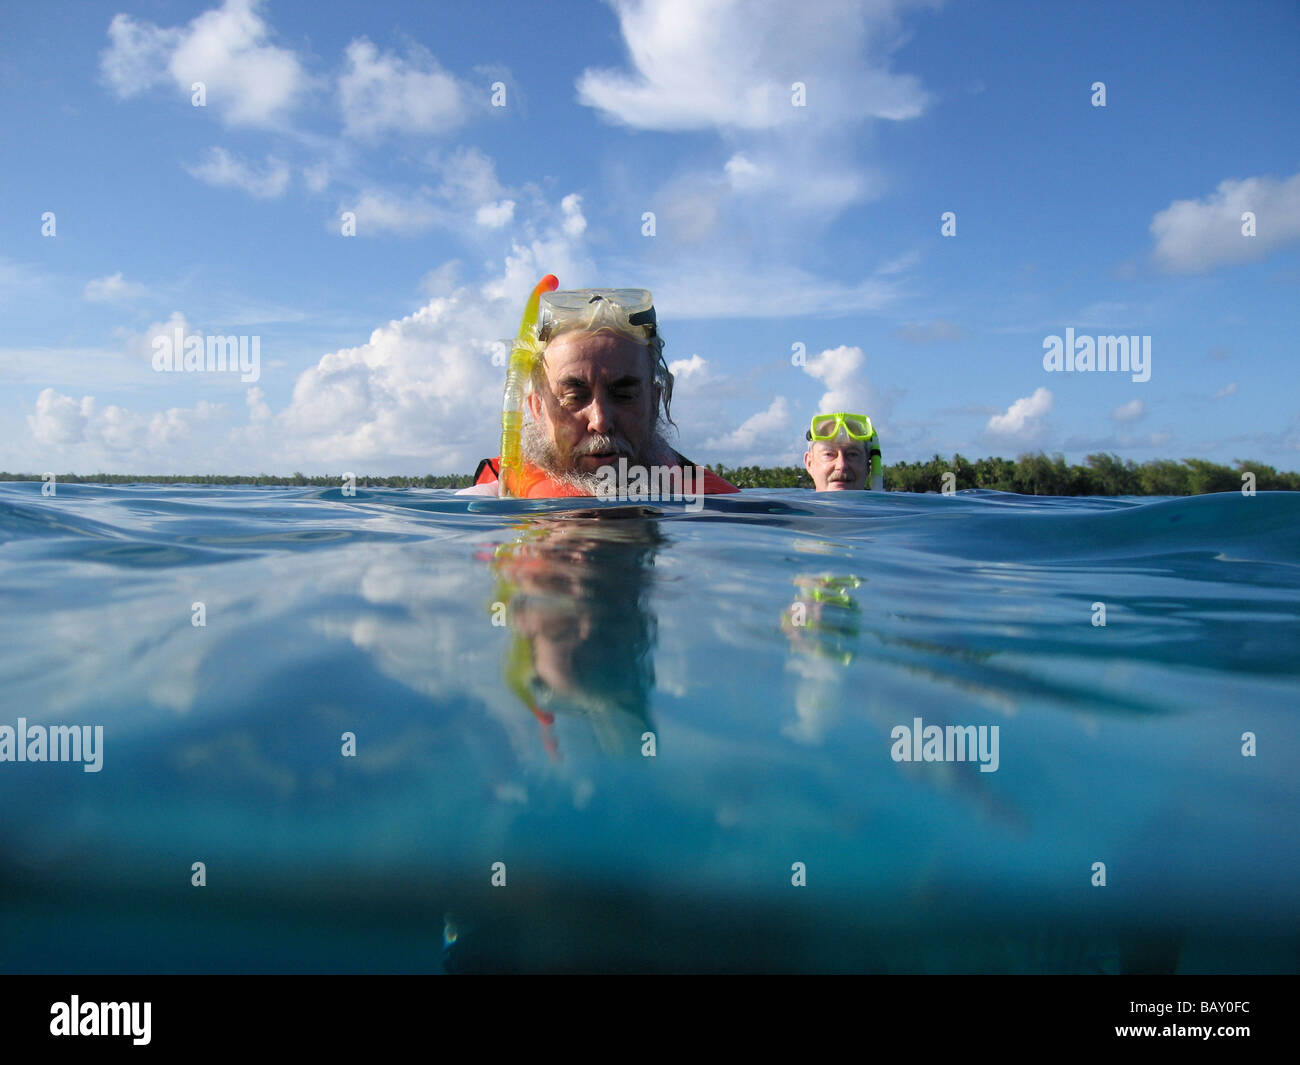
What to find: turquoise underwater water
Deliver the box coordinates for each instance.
[0,482,1296,973]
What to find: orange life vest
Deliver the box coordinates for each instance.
[472,455,739,498]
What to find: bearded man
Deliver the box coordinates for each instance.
[461,287,738,498]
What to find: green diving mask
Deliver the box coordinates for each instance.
[807,412,875,442]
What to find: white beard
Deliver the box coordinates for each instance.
[522,417,678,493]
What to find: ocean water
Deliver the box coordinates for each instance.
[0,482,1296,974]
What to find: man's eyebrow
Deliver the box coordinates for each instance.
[552,373,643,391]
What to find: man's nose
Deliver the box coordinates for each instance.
[585,393,613,434]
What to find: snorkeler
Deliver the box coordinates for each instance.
[803,412,884,491]
[460,282,738,498]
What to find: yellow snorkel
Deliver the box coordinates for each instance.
[499,274,559,498]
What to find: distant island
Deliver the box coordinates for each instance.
[2,452,1295,495]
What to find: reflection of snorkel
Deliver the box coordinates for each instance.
[488,528,560,759]
[487,518,661,759]
[499,274,559,498]
[782,574,864,664]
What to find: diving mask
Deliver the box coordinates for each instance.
[537,289,657,344]
[808,412,875,442]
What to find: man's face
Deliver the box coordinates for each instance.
[526,330,659,475]
[805,440,868,491]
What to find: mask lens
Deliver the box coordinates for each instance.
[812,417,839,439]
[537,289,655,341]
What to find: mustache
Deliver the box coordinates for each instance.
[573,434,635,458]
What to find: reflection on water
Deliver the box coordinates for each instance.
[0,484,1297,972]
[489,514,664,759]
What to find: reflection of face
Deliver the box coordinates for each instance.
[525,331,661,477]
[805,440,867,491]
[494,517,662,755]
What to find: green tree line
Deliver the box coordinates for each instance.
[2,453,1295,494]
[714,452,1299,494]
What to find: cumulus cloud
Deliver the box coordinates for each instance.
[84,272,147,303]
[1150,171,1300,273]
[577,0,928,131]
[347,150,521,237]
[434,146,504,204]
[100,0,310,127]
[246,386,272,421]
[27,388,90,446]
[724,153,763,189]
[560,194,587,239]
[343,188,444,236]
[338,37,466,139]
[984,387,1052,444]
[127,312,196,364]
[345,189,446,237]
[1111,398,1144,423]
[802,345,875,414]
[701,396,791,454]
[475,200,516,228]
[250,192,595,471]
[27,388,224,453]
[668,354,707,380]
[23,183,608,475]
[186,147,291,198]
[575,0,928,223]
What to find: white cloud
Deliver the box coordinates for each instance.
[17,191,596,475]
[560,193,587,239]
[338,38,466,139]
[724,152,763,190]
[668,354,707,380]
[802,345,874,414]
[348,151,519,237]
[27,388,224,453]
[302,161,331,193]
[129,312,196,364]
[1214,382,1238,399]
[84,272,147,303]
[701,396,791,454]
[646,260,900,319]
[186,147,290,198]
[1150,171,1300,273]
[347,189,443,236]
[99,15,181,97]
[256,194,595,471]
[984,387,1053,444]
[1111,398,1144,423]
[577,0,928,131]
[434,146,505,205]
[246,386,272,421]
[27,388,90,446]
[576,0,929,223]
[100,0,311,127]
[475,200,516,228]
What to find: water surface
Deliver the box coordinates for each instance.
[1,483,1296,972]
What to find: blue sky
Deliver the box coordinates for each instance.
[2,0,1297,475]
